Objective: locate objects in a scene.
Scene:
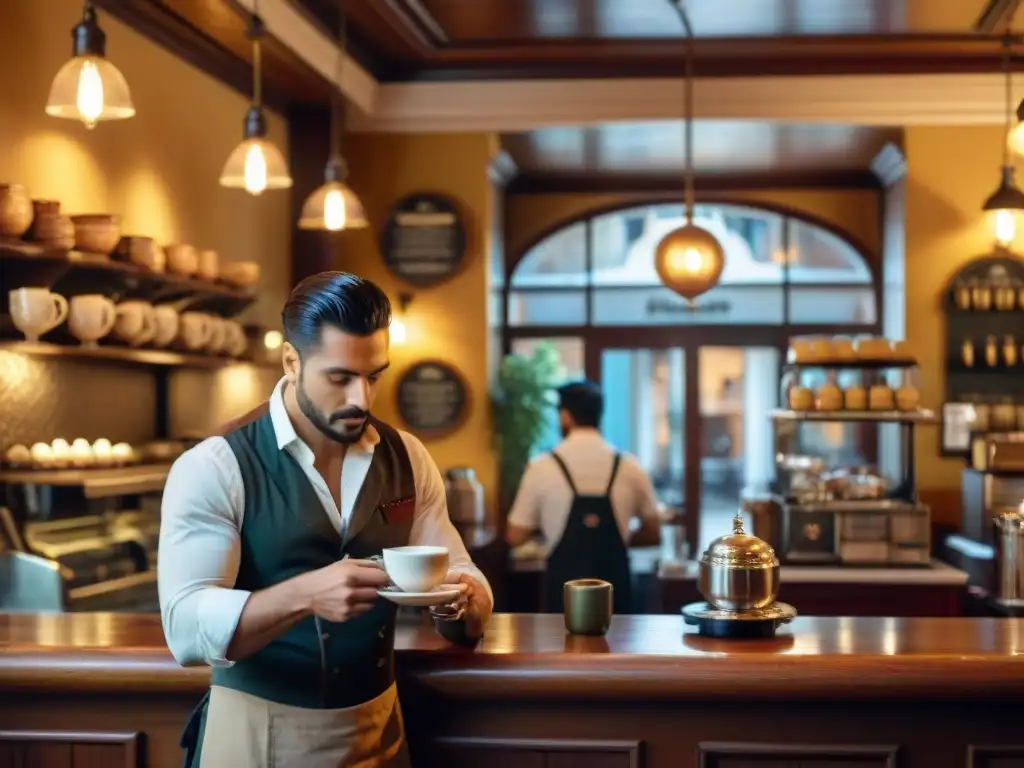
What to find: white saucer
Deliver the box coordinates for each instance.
[377,585,463,607]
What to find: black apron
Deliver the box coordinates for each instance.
[544,452,633,615]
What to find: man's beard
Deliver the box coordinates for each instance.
[296,375,370,445]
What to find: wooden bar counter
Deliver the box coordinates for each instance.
[1,613,1023,768]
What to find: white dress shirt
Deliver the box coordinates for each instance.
[159,378,492,668]
[507,428,660,556]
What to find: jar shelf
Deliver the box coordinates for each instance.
[770,409,937,423]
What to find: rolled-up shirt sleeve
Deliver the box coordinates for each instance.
[158,438,250,668]
[401,432,494,617]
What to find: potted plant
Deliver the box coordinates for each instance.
[492,343,566,511]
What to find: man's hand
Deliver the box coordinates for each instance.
[443,571,492,638]
[306,559,390,622]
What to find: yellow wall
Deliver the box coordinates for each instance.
[905,126,1010,499]
[341,133,499,519]
[0,0,291,330]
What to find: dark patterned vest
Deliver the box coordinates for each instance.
[210,403,415,709]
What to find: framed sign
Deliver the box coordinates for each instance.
[395,360,470,438]
[380,193,467,288]
[940,401,976,456]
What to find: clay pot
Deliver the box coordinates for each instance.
[32,214,75,251]
[0,184,33,238]
[70,214,121,255]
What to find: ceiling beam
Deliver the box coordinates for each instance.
[974,0,1023,32]
[507,171,881,195]
[94,0,293,113]
[231,0,377,116]
[349,73,1019,132]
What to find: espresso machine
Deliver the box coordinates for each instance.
[0,467,165,611]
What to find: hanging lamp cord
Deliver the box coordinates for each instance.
[1003,33,1012,168]
[247,0,265,109]
[667,0,695,222]
[330,7,347,163]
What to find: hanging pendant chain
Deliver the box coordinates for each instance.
[1003,34,1012,167]
[668,0,695,222]
[330,7,347,161]
[249,0,264,110]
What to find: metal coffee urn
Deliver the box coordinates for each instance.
[682,513,798,638]
[994,505,1024,608]
[444,467,485,536]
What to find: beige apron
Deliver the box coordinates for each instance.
[198,684,411,768]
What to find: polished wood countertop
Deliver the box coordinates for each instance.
[1,612,1022,701]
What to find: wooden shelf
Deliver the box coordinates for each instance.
[770,408,937,423]
[1,238,255,317]
[783,358,918,370]
[0,340,276,370]
[0,463,172,498]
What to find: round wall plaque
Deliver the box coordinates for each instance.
[395,360,470,438]
[380,193,467,288]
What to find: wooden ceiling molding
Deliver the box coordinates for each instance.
[507,169,881,195]
[501,122,895,192]
[94,0,334,112]
[352,72,1016,132]
[287,0,1014,83]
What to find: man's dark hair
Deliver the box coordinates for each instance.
[557,380,603,429]
[282,271,392,353]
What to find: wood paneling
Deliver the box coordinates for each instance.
[0,731,140,768]
[502,123,899,181]
[967,745,1024,768]
[426,737,641,768]
[698,743,898,768]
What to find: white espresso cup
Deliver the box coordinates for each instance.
[381,546,449,593]
[8,288,69,342]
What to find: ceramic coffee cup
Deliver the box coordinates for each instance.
[68,294,116,347]
[563,578,613,636]
[8,287,68,342]
[151,305,179,348]
[381,545,449,593]
[113,300,156,347]
[179,311,212,351]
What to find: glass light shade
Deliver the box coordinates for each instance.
[654,223,726,301]
[298,181,368,231]
[982,166,1024,247]
[390,317,407,345]
[46,55,135,129]
[1010,100,1024,158]
[219,138,292,195]
[993,209,1017,247]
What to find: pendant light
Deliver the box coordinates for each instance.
[984,35,1024,248]
[220,0,292,195]
[654,0,725,303]
[46,0,135,129]
[298,7,367,231]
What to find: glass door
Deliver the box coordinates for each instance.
[599,348,686,510]
[697,346,780,554]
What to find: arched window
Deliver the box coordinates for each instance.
[498,201,882,553]
[504,202,876,328]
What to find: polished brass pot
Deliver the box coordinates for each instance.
[698,513,780,611]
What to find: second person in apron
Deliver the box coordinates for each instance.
[505,380,663,614]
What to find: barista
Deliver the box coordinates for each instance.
[505,380,661,614]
